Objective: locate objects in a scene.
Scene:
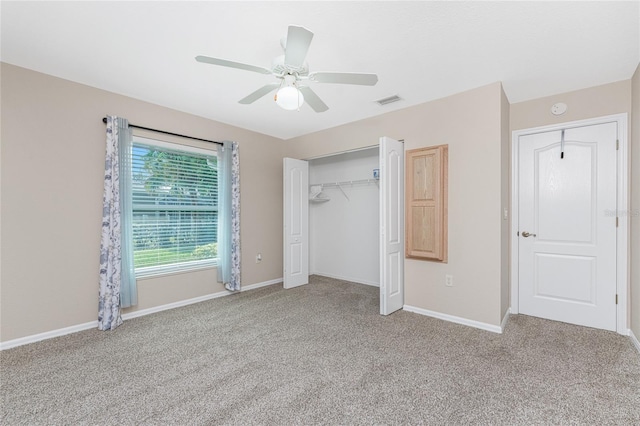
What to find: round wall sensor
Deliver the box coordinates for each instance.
[551,102,568,115]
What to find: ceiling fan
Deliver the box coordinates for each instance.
[195,25,378,112]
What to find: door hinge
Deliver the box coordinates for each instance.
[615,294,618,305]
[616,139,619,150]
[616,217,619,227]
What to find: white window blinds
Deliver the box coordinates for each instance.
[131,138,218,276]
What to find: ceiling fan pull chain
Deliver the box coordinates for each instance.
[274,78,285,102]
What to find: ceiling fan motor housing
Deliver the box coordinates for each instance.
[272,55,309,78]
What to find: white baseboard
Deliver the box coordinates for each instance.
[0,320,98,351]
[0,277,282,351]
[403,305,504,334]
[630,329,640,355]
[311,271,379,287]
[122,277,282,321]
[241,278,283,291]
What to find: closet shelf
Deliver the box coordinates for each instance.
[309,197,330,203]
[311,178,379,188]
[309,178,378,201]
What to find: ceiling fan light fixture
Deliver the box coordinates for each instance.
[275,85,304,111]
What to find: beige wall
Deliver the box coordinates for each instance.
[500,86,510,320]
[510,80,632,132]
[286,82,507,326]
[511,78,634,330]
[631,64,640,338]
[0,63,285,342]
[0,64,3,332]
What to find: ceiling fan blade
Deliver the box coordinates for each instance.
[309,72,378,86]
[299,86,328,112]
[195,56,271,75]
[238,83,280,104]
[284,25,314,68]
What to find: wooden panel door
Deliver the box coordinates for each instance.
[405,145,448,261]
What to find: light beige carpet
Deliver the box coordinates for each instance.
[2,275,639,425]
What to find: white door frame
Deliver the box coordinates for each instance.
[510,113,629,335]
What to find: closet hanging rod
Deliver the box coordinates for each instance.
[101,117,223,146]
[311,178,378,188]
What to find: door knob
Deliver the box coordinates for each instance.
[521,231,536,238]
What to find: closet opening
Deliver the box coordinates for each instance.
[283,137,404,315]
[308,147,380,287]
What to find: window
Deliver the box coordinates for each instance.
[131,137,218,277]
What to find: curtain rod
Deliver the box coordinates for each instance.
[101,117,222,146]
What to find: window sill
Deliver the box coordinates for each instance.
[135,260,218,281]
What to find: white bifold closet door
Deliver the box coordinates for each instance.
[379,136,405,315]
[283,158,309,288]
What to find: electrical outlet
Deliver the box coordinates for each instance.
[445,274,453,287]
[255,253,262,263]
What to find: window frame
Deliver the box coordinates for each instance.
[131,136,219,279]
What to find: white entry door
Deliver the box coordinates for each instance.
[283,158,309,288]
[517,122,618,331]
[379,137,405,315]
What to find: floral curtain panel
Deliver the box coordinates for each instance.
[217,141,241,291]
[98,116,137,331]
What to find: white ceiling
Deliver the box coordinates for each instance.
[2,1,639,140]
